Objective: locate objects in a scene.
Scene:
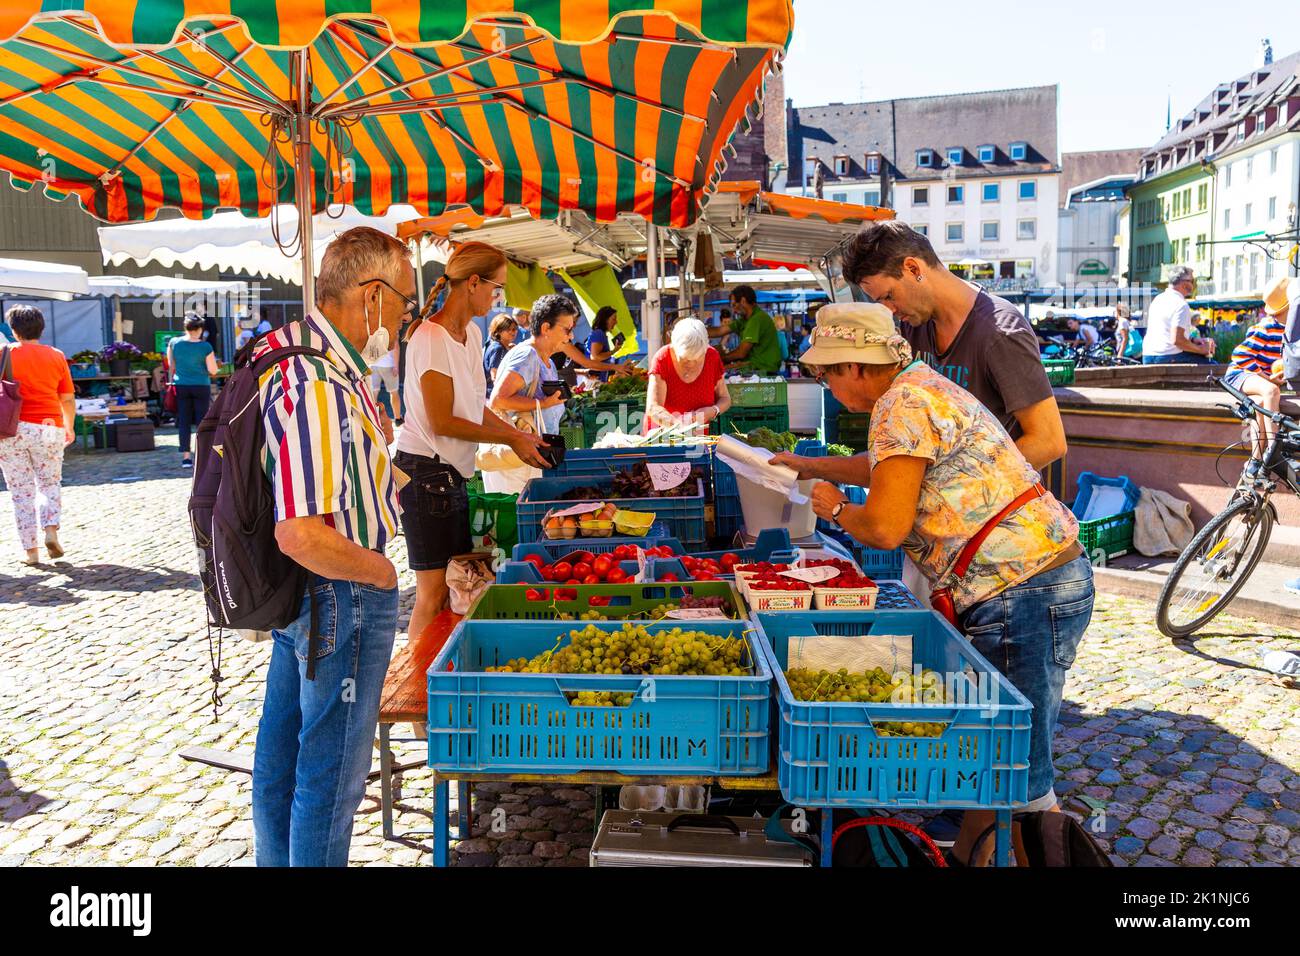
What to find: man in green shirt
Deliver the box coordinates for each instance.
[716,285,782,374]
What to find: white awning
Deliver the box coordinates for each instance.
[0,257,90,300]
[97,204,446,285]
[623,268,819,292]
[87,275,249,298]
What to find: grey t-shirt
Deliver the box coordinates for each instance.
[899,291,1053,439]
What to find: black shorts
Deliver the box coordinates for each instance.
[394,451,472,572]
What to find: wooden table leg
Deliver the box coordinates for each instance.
[433,777,450,867]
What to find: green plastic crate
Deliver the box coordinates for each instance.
[716,404,790,436]
[560,422,585,450]
[1042,358,1076,387]
[464,581,746,621]
[726,378,788,408]
[580,398,645,445]
[1076,509,1134,562]
[835,412,871,454]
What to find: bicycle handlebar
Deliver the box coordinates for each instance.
[1212,374,1300,432]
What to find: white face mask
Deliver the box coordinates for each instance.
[362,287,391,363]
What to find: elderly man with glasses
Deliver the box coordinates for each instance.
[249,226,412,867]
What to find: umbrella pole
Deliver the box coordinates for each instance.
[645,225,661,356]
[293,51,314,319]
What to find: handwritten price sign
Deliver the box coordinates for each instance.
[647,462,691,491]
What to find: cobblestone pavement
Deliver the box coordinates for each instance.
[1,433,1298,867]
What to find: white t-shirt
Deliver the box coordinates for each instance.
[1142,288,1192,357]
[1077,322,1099,347]
[396,320,486,478]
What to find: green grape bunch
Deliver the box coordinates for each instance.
[783,665,950,738]
[485,623,752,683]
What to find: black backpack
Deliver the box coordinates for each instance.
[969,811,1114,867]
[189,337,328,716]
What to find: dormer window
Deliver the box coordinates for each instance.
[916,149,934,168]
[978,144,996,163]
[947,147,964,166]
[1009,141,1028,161]
[833,154,849,176]
[865,152,881,174]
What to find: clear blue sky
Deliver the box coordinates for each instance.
[783,0,1300,154]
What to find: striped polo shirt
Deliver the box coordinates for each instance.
[1229,316,1285,376]
[254,311,399,552]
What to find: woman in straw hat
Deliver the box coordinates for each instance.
[795,301,1096,865]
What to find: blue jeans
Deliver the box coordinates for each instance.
[1143,352,1210,364]
[252,575,398,866]
[959,554,1095,805]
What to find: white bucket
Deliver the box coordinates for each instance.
[735,473,817,539]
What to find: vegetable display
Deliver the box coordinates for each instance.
[738,427,799,454]
[560,462,702,500]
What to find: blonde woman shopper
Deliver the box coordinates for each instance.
[396,242,549,640]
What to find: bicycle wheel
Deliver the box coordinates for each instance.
[1156,495,1273,638]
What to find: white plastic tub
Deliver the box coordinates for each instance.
[735,473,817,539]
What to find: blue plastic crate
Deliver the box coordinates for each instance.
[545,446,715,495]
[510,527,677,563]
[427,619,772,775]
[752,609,1032,808]
[517,476,706,546]
[1071,472,1139,521]
[648,529,798,581]
[873,581,922,609]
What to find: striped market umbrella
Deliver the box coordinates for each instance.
[0,3,792,307]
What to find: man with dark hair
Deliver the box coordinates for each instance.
[710,284,781,374]
[840,220,1064,466]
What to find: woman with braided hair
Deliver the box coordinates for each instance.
[395,241,549,637]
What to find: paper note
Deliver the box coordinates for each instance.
[647,461,692,491]
[550,501,606,518]
[391,464,411,493]
[634,546,653,584]
[788,634,913,675]
[664,608,731,620]
[779,566,841,584]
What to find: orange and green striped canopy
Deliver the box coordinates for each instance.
[0,3,792,228]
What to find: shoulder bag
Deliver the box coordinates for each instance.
[0,346,23,438]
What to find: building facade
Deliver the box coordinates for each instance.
[785,85,1061,286]
[1128,49,1300,295]
[1056,149,1143,286]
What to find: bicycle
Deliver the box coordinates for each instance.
[1154,375,1300,638]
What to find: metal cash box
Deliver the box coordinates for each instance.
[589,811,813,867]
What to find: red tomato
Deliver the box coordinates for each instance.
[612,545,631,560]
[720,553,740,569]
[592,555,613,577]
[694,571,716,581]
[539,564,556,581]
[573,562,593,579]
[582,574,601,585]
[523,554,544,568]
[606,567,628,584]
[525,588,544,601]
[589,595,611,607]
[552,561,573,581]
[661,573,679,582]
[565,578,581,586]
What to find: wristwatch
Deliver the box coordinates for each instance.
[830,500,847,525]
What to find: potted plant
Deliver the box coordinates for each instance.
[133,351,164,372]
[70,349,102,378]
[101,341,142,377]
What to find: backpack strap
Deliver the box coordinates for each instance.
[248,341,329,680]
[832,816,949,867]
